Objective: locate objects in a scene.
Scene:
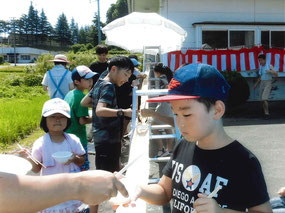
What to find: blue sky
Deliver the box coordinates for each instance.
[0,0,117,27]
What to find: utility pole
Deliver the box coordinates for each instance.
[11,17,16,66]
[97,0,101,44]
[90,0,101,44]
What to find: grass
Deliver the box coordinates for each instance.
[0,66,26,72]
[0,95,49,150]
[1,128,45,154]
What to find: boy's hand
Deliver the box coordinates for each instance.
[193,193,223,213]
[123,108,132,118]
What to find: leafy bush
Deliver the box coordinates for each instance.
[67,52,96,70]
[71,44,84,54]
[33,53,54,74]
[23,74,43,86]
[86,43,94,50]
[221,71,250,108]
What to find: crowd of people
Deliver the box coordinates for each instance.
[1,44,284,213]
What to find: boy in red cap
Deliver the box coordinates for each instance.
[132,63,271,213]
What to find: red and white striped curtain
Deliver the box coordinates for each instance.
[164,46,285,72]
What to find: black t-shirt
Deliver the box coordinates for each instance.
[116,74,137,109]
[89,61,108,75]
[163,139,269,212]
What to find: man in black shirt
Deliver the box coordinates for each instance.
[89,45,108,77]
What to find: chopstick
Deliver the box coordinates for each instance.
[115,153,144,178]
[192,185,222,213]
[17,143,47,168]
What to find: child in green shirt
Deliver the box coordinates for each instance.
[65,65,98,171]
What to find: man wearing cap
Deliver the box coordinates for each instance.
[42,54,74,99]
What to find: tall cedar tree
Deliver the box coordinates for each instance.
[55,13,72,46]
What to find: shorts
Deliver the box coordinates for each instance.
[95,143,121,172]
[80,146,90,171]
[260,80,272,101]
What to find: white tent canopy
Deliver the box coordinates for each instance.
[102,12,187,54]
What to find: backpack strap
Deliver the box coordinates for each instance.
[48,70,69,99]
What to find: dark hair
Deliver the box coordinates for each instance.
[258,54,266,60]
[54,62,67,66]
[154,63,173,82]
[40,116,72,133]
[196,97,222,112]
[71,70,82,82]
[108,56,134,74]
[95,45,108,55]
[128,54,138,60]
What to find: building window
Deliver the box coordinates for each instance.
[20,55,30,60]
[261,31,270,49]
[230,31,254,49]
[202,30,228,49]
[271,31,285,49]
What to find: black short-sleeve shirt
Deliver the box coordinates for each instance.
[163,139,269,212]
[89,78,121,145]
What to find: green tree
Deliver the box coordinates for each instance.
[70,18,79,44]
[27,2,40,44]
[55,13,72,46]
[39,9,53,43]
[78,26,89,44]
[88,14,106,46]
[106,0,128,24]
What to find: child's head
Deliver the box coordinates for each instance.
[258,54,266,66]
[71,65,98,91]
[40,98,72,133]
[148,63,230,142]
[49,54,70,67]
[95,45,108,63]
[154,63,173,82]
[108,56,134,87]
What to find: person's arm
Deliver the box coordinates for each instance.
[81,95,92,108]
[141,109,174,126]
[254,76,261,89]
[268,65,278,77]
[193,196,272,213]
[79,116,92,125]
[96,102,132,118]
[0,170,128,213]
[135,175,172,205]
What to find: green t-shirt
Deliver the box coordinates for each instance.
[64,89,89,146]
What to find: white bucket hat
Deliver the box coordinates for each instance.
[42,98,70,118]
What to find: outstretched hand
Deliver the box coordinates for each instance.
[76,170,129,205]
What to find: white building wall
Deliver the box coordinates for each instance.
[159,0,285,48]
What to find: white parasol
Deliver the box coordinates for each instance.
[102,12,187,54]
